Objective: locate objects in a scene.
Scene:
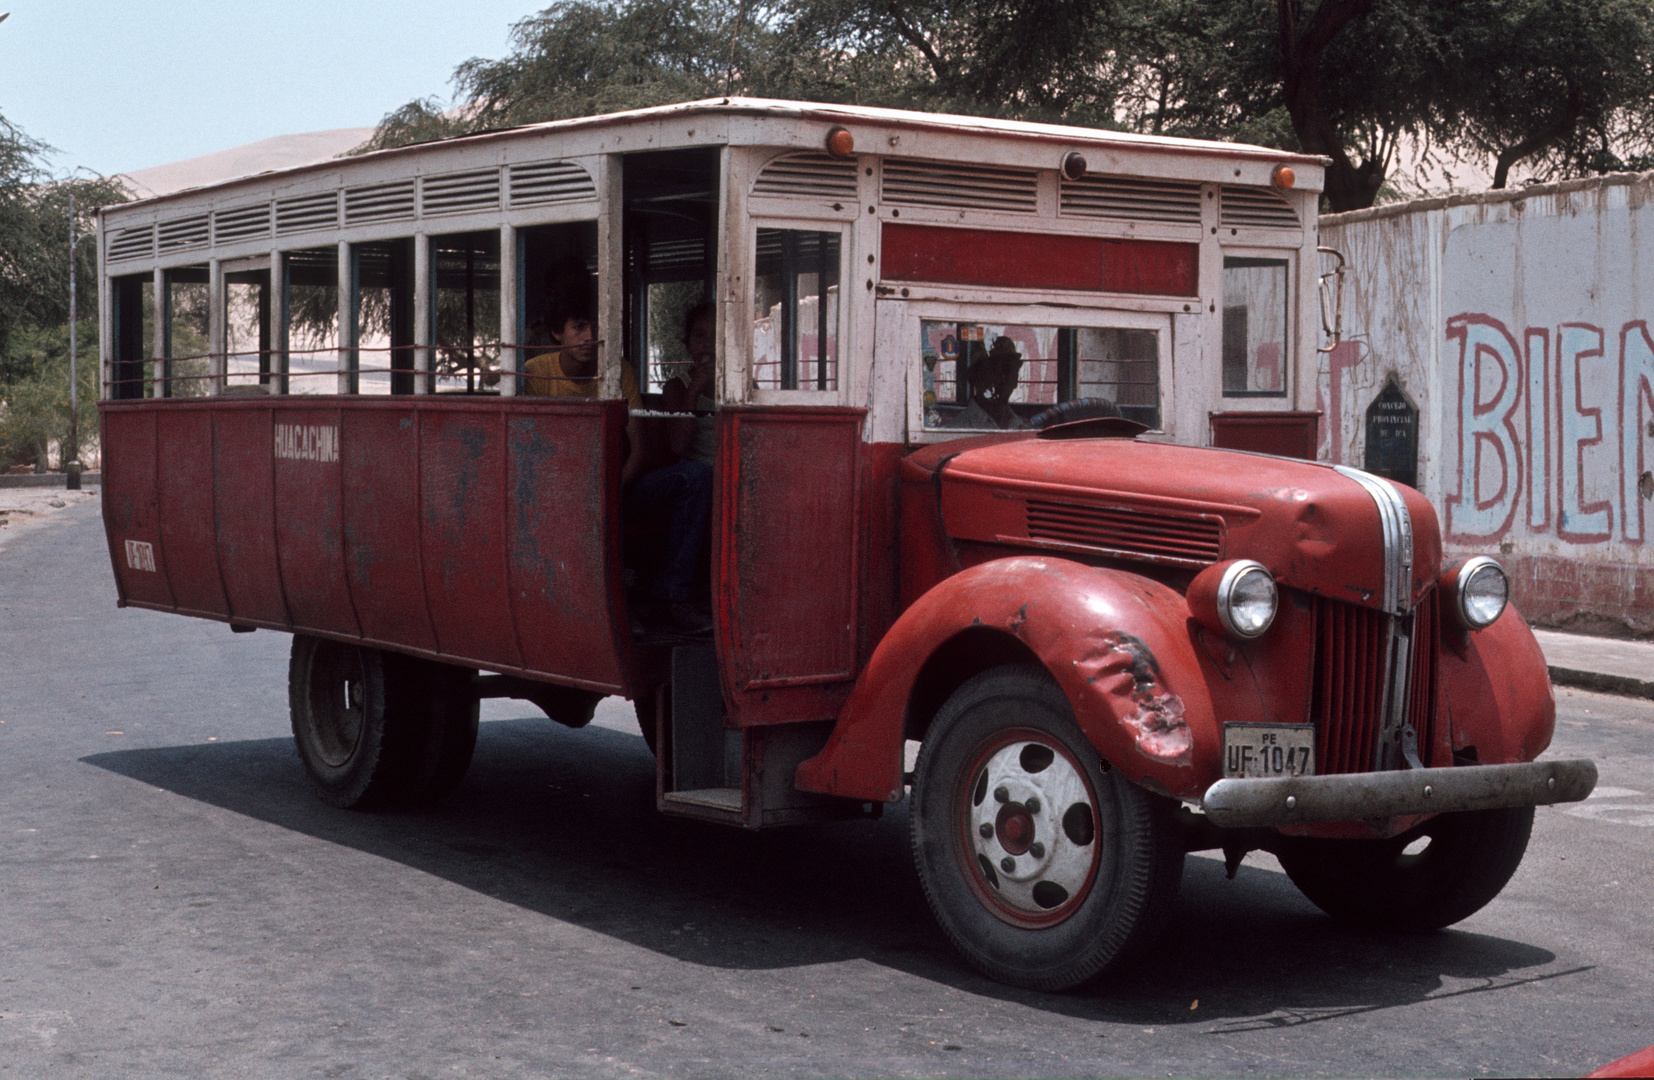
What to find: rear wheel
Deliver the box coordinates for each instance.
[909,665,1183,991]
[289,636,477,809]
[1274,806,1534,930]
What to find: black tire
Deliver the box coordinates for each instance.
[909,664,1184,991]
[633,687,660,756]
[289,636,476,809]
[1030,397,1119,428]
[1274,805,1534,931]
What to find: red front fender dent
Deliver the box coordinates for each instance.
[795,556,1217,802]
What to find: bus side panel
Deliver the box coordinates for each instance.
[214,405,288,628]
[274,405,360,638]
[507,409,628,690]
[155,408,230,619]
[716,407,863,724]
[419,408,522,671]
[342,406,439,654]
[100,406,175,610]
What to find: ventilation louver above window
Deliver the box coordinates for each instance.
[422,169,500,216]
[752,152,858,200]
[881,161,1038,214]
[1060,176,1202,225]
[156,214,210,253]
[213,204,271,245]
[275,193,339,236]
[107,224,155,263]
[508,161,596,207]
[1220,186,1300,228]
[344,180,416,225]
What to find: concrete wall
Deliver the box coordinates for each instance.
[1320,172,1654,636]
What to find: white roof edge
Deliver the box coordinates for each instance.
[110,97,1329,214]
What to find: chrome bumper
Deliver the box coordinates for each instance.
[1200,759,1598,828]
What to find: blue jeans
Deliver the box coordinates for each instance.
[624,459,713,602]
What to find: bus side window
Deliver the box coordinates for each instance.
[752,229,840,391]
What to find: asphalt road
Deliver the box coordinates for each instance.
[2,496,1650,1078]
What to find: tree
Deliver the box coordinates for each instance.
[361,0,1654,211]
[0,110,127,467]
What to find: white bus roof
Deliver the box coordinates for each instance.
[109,97,1329,213]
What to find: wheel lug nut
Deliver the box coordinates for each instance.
[1000,857,1015,873]
[1026,797,1041,813]
[979,823,993,838]
[1030,842,1045,858]
[994,786,1009,803]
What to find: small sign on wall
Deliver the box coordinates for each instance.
[1364,376,1418,490]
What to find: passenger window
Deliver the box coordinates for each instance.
[432,232,499,394]
[164,267,210,397]
[753,228,840,391]
[224,269,271,393]
[109,273,155,400]
[352,239,414,395]
[919,320,1161,432]
[285,247,339,396]
[1222,256,1290,397]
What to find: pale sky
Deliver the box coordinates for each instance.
[0,1,542,177]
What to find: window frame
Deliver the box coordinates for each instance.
[744,216,853,407]
[896,299,1172,444]
[1219,247,1296,401]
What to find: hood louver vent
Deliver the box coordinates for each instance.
[213,204,271,245]
[882,160,1037,214]
[422,169,500,216]
[1220,185,1300,228]
[344,180,416,225]
[275,193,339,236]
[1024,499,1222,567]
[107,224,155,262]
[509,161,596,207]
[1061,176,1202,224]
[753,152,858,200]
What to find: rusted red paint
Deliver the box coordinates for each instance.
[100,397,631,694]
[881,222,1199,297]
[715,407,864,716]
[795,556,1221,802]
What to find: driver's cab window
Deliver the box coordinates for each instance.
[920,319,1161,432]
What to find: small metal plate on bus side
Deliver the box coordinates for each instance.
[1222,723,1316,778]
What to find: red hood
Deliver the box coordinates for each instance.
[905,434,1442,609]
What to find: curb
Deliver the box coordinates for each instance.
[1549,665,1654,701]
[0,473,103,489]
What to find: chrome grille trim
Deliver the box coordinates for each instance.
[1334,465,1413,616]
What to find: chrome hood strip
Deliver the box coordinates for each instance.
[1335,465,1413,615]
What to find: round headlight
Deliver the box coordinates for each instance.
[1456,556,1508,629]
[1218,561,1278,639]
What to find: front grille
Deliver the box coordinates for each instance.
[1312,599,1389,774]
[1024,499,1222,567]
[1311,589,1439,774]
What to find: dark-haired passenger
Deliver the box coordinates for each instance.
[524,281,712,633]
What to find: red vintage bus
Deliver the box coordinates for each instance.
[97,99,1594,991]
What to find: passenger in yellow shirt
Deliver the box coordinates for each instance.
[524,275,711,634]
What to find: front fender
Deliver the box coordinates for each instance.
[795,556,1217,802]
[1440,602,1556,765]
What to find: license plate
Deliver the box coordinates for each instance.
[1223,724,1315,778]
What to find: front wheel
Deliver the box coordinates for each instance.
[1274,805,1534,930]
[909,665,1184,991]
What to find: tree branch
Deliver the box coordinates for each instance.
[1492,83,1585,188]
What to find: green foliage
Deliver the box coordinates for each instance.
[0,322,99,468]
[361,0,1654,211]
[0,110,128,467]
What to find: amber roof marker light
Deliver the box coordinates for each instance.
[825,127,855,159]
[1272,164,1296,190]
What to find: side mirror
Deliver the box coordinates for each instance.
[1316,245,1347,354]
